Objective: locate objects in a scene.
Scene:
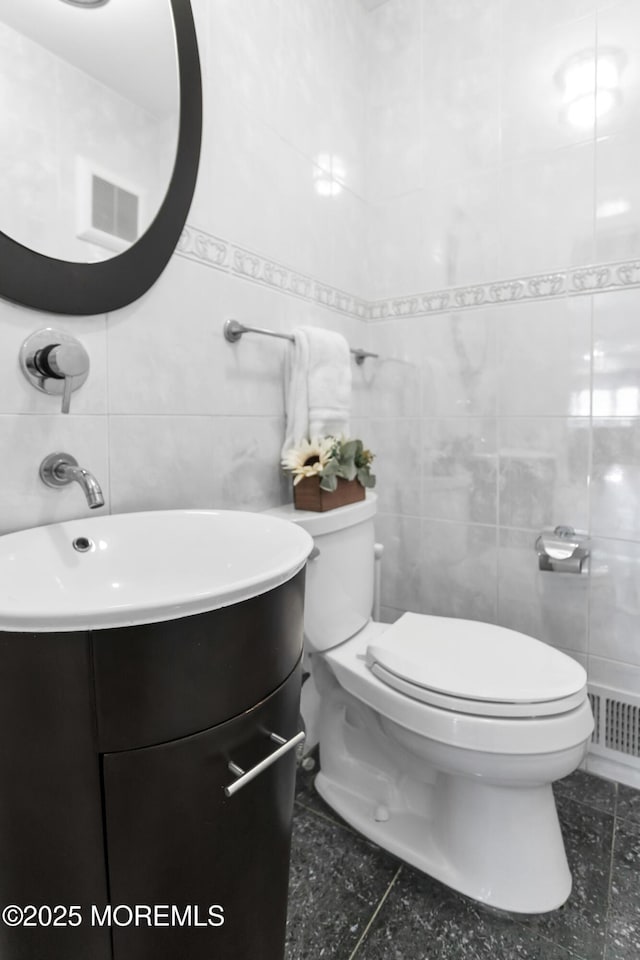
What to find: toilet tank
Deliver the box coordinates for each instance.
[266,493,377,652]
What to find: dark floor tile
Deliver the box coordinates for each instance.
[615,783,640,826]
[291,764,623,960]
[286,805,399,960]
[605,818,640,960]
[515,798,614,960]
[357,866,579,960]
[359,798,614,960]
[553,770,617,816]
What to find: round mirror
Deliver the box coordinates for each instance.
[0,0,201,314]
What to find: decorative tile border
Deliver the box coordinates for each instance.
[368,272,567,320]
[177,226,640,322]
[176,224,368,321]
[570,260,640,293]
[370,259,640,320]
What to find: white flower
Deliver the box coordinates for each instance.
[281,437,334,485]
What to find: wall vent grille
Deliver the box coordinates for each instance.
[587,685,640,773]
[91,175,139,243]
[75,156,143,254]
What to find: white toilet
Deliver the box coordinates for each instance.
[267,493,594,914]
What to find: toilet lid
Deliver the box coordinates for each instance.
[366,613,587,716]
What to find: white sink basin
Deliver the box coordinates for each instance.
[0,509,313,632]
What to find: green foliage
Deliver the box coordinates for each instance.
[317,437,376,492]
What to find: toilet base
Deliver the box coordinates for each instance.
[315,768,571,914]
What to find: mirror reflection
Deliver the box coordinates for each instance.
[0,0,179,263]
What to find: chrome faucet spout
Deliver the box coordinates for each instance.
[57,463,105,509]
[39,452,105,509]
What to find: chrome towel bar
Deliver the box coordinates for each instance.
[223,319,379,365]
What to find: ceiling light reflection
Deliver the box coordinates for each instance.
[555,48,626,129]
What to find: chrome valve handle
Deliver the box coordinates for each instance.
[20,328,90,414]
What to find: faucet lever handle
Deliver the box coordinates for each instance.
[61,375,74,415]
[33,341,90,414]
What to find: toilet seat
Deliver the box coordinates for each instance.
[365,613,587,719]
[368,663,586,718]
[325,621,592,755]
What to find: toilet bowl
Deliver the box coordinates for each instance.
[266,495,594,914]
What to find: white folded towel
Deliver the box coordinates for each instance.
[281,326,351,455]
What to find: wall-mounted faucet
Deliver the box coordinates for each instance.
[40,453,105,509]
[20,328,90,414]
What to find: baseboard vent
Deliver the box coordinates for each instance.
[587,685,640,771]
[588,691,601,745]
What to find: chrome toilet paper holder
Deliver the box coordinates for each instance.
[535,525,590,574]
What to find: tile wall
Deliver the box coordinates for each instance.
[363,0,640,784]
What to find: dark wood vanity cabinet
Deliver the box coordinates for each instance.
[0,571,305,960]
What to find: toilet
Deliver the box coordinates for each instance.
[267,493,594,914]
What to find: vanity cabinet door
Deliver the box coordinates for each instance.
[102,663,301,960]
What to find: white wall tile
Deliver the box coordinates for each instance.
[108,415,217,514]
[375,512,424,612]
[496,296,592,417]
[498,418,590,531]
[421,173,501,290]
[367,193,426,299]
[366,0,423,201]
[589,538,640,666]
[422,418,497,525]
[596,134,640,262]
[418,310,497,418]
[330,2,369,199]
[109,414,285,516]
[210,416,286,511]
[502,0,596,33]
[327,187,368,296]
[419,518,498,622]
[0,414,109,535]
[592,288,640,417]
[421,0,501,184]
[358,318,422,419]
[206,0,283,133]
[277,0,335,162]
[499,144,595,277]
[589,654,640,697]
[591,418,640,540]
[368,418,422,515]
[366,99,423,203]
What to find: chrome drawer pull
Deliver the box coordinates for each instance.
[224,730,305,797]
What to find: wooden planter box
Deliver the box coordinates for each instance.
[293,477,365,513]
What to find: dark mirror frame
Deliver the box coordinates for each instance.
[0,0,202,316]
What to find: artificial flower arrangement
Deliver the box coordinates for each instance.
[282,436,375,512]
